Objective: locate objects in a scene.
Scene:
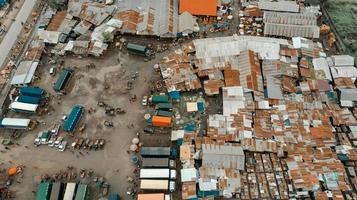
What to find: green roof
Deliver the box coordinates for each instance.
[36,182,51,200]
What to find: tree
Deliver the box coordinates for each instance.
[102,32,114,43]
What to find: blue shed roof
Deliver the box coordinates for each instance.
[53,69,72,91]
[20,87,44,97]
[63,105,83,132]
[17,94,41,104]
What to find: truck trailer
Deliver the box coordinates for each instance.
[140,179,175,192]
[140,168,176,179]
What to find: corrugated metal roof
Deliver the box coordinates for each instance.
[202,143,245,170]
[11,61,39,85]
[264,23,320,38]
[258,0,299,13]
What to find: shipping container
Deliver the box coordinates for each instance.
[74,183,88,200]
[152,116,171,127]
[16,94,41,104]
[126,43,150,57]
[156,103,173,111]
[9,101,38,113]
[156,110,173,117]
[63,183,76,200]
[36,182,52,200]
[20,87,44,98]
[0,118,31,129]
[63,105,84,132]
[150,95,169,104]
[50,182,63,200]
[53,69,72,92]
[137,193,165,200]
[140,147,171,157]
[142,158,169,168]
[140,168,176,179]
[140,180,175,191]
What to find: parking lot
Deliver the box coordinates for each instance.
[0,46,167,199]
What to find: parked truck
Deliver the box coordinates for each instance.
[126,43,151,57]
[150,95,169,104]
[140,147,171,158]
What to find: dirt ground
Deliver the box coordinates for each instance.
[0,46,171,199]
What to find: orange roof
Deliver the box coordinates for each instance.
[180,0,217,16]
[137,193,165,200]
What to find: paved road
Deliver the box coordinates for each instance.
[0,0,37,68]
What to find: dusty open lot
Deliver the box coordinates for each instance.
[0,46,170,199]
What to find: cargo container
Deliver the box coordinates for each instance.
[74,183,88,200]
[16,94,41,104]
[36,182,52,200]
[63,183,76,200]
[53,69,72,92]
[9,101,38,113]
[152,116,171,127]
[63,105,84,132]
[108,193,120,200]
[150,95,169,104]
[140,179,175,192]
[156,110,173,117]
[137,193,165,200]
[142,158,169,168]
[20,87,44,98]
[140,168,176,179]
[0,118,31,129]
[50,182,63,200]
[126,43,150,57]
[140,147,171,157]
[156,103,173,111]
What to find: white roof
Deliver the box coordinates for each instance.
[331,55,354,66]
[179,11,196,33]
[11,61,39,85]
[186,102,198,112]
[140,168,170,179]
[330,66,357,78]
[1,118,30,127]
[223,86,245,116]
[171,130,184,141]
[258,0,299,13]
[181,168,198,182]
[199,178,217,191]
[38,30,60,44]
[193,35,288,60]
[312,58,332,81]
[9,102,38,111]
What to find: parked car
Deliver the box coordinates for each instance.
[49,67,56,76]
[48,135,57,147]
[142,96,148,106]
[51,126,60,136]
[143,126,154,134]
[59,141,67,152]
[54,137,63,148]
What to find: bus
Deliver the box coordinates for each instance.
[49,182,63,200]
[142,158,169,168]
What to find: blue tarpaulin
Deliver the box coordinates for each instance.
[197,190,219,198]
[197,102,204,112]
[0,0,7,7]
[184,123,196,132]
[63,105,83,132]
[169,91,181,100]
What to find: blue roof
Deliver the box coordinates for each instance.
[17,94,41,104]
[63,105,83,132]
[54,69,72,91]
[20,87,44,97]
